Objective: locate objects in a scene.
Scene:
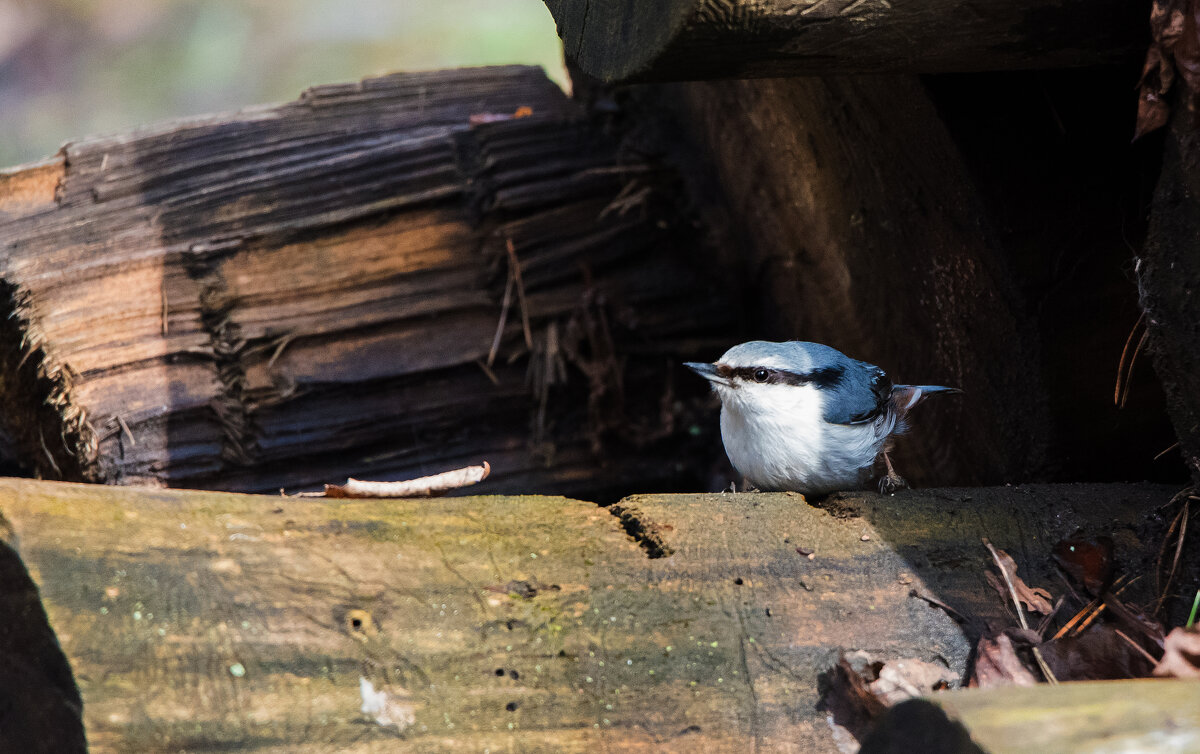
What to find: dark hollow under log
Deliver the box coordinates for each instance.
[622,75,1050,487]
[0,66,735,497]
[922,70,1177,485]
[543,0,1149,83]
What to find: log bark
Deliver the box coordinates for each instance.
[1139,98,1200,484]
[543,0,1149,82]
[0,478,1179,751]
[0,66,734,496]
[628,76,1049,486]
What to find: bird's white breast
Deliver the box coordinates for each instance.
[717,383,891,494]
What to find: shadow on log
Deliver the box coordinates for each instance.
[0,515,85,752]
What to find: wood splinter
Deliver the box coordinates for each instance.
[301,462,492,499]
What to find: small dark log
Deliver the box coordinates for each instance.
[1140,97,1200,483]
[543,0,1149,82]
[861,680,1200,753]
[0,66,733,495]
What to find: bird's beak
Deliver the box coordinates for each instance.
[684,362,730,386]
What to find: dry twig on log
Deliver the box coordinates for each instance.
[313,461,492,498]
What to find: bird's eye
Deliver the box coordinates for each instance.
[753,368,770,383]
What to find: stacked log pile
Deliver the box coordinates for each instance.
[0,3,1197,751]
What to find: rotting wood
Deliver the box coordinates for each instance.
[625,75,1048,487]
[0,156,63,217]
[0,478,1182,752]
[542,0,1149,83]
[860,679,1200,753]
[1140,89,1200,486]
[0,66,734,496]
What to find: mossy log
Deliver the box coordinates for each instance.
[861,679,1200,753]
[543,0,1148,82]
[0,66,732,496]
[0,477,1180,751]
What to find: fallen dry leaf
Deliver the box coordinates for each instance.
[868,658,957,705]
[823,653,888,741]
[1053,535,1114,594]
[824,652,957,750]
[1136,0,1200,139]
[830,653,888,725]
[983,542,1054,615]
[1138,42,1175,139]
[1153,627,1200,678]
[969,633,1038,688]
[1040,624,1157,681]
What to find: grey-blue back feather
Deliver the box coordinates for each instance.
[822,358,890,425]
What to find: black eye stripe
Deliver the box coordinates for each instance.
[720,365,845,387]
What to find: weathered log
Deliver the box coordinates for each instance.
[0,66,733,496]
[0,477,1179,751]
[543,0,1149,82]
[626,75,1049,486]
[861,679,1200,753]
[1140,95,1200,484]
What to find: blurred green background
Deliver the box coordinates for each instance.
[0,0,567,168]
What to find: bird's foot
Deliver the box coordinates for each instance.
[878,452,908,494]
[877,472,908,494]
[726,480,762,493]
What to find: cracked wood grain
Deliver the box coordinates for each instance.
[3,478,1178,751]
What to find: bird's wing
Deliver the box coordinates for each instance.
[822,363,892,425]
[891,384,963,413]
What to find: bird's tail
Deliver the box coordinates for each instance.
[891,384,962,414]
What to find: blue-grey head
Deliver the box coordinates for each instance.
[684,341,891,426]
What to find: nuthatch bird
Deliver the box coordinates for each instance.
[685,341,960,495]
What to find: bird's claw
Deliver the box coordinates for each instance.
[878,451,908,494]
[878,472,907,495]
[726,479,761,493]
